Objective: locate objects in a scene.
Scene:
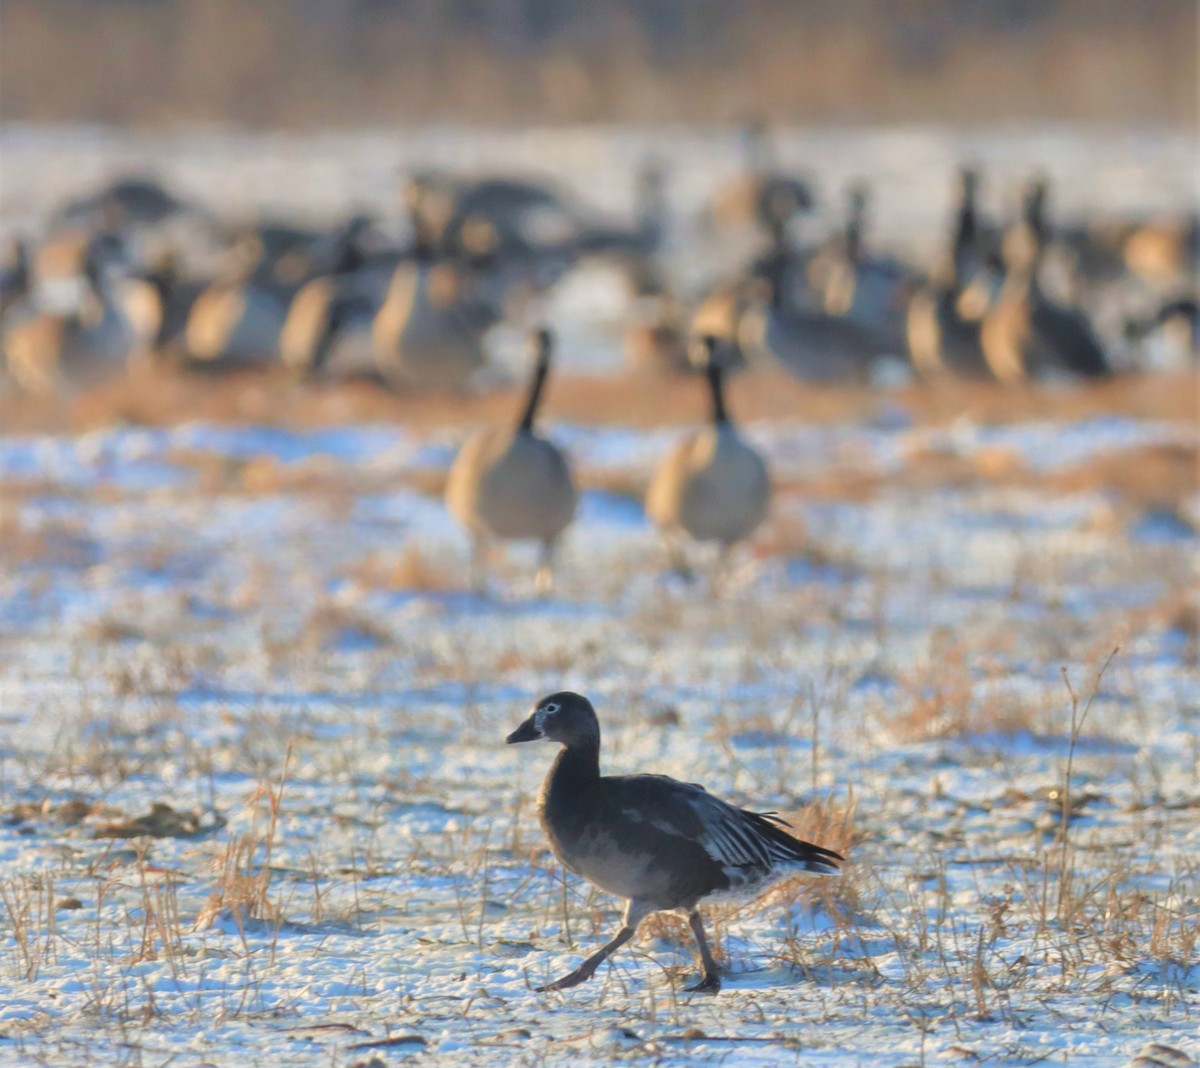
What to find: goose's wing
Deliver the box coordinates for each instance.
[609,774,842,875]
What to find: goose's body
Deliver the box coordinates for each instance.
[905,168,1000,379]
[507,692,842,993]
[3,245,152,393]
[445,329,576,592]
[280,257,397,379]
[372,261,495,389]
[646,338,769,569]
[906,281,991,379]
[4,297,139,395]
[807,184,914,351]
[184,272,293,366]
[980,178,1110,382]
[981,274,1110,382]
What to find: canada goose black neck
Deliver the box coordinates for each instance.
[517,330,553,433]
[845,186,866,263]
[1023,178,1050,249]
[703,346,730,427]
[952,169,979,283]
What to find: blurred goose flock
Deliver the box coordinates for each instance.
[1,124,1195,394]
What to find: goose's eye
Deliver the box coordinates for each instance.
[543,703,560,715]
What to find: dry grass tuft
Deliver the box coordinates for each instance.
[344,546,455,593]
[888,637,1049,742]
[195,750,291,932]
[300,602,394,652]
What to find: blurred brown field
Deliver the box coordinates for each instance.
[1,0,1195,127]
[2,365,1195,435]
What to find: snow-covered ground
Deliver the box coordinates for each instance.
[0,405,1196,1066]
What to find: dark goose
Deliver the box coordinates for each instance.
[507,691,843,993]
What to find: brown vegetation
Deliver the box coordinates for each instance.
[0,0,1194,126]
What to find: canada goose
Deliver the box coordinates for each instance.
[981,179,1110,382]
[506,691,843,993]
[645,336,769,573]
[1123,214,1198,291]
[415,174,576,262]
[689,277,755,373]
[55,175,190,230]
[279,217,403,378]
[444,328,576,592]
[906,170,999,379]
[809,183,915,351]
[575,160,667,265]
[710,120,815,243]
[372,256,498,390]
[738,253,884,381]
[184,256,294,367]
[184,217,370,367]
[1123,296,1199,369]
[622,264,690,376]
[280,269,390,380]
[130,253,206,366]
[906,257,992,380]
[3,245,149,394]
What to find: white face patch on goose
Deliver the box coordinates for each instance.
[534,702,560,734]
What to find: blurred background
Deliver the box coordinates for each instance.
[0,0,1195,422]
[2,0,1196,126]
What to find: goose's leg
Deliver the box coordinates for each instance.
[534,539,555,597]
[712,542,734,597]
[469,535,489,594]
[537,900,651,992]
[664,533,693,582]
[684,910,721,993]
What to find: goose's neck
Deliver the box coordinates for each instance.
[845,198,865,263]
[951,204,977,280]
[517,355,551,433]
[548,739,601,790]
[705,360,730,427]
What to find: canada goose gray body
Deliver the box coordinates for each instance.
[739,283,883,381]
[372,260,495,389]
[646,338,769,561]
[184,274,291,366]
[445,329,576,591]
[808,184,915,351]
[506,692,842,993]
[906,278,991,379]
[3,277,144,394]
[280,258,397,379]
[4,231,162,393]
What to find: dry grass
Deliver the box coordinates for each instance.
[195,748,292,934]
[343,546,455,594]
[888,637,1054,742]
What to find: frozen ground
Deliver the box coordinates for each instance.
[0,402,1196,1067]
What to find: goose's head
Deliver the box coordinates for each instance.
[506,691,599,747]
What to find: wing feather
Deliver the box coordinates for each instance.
[613,774,841,875]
